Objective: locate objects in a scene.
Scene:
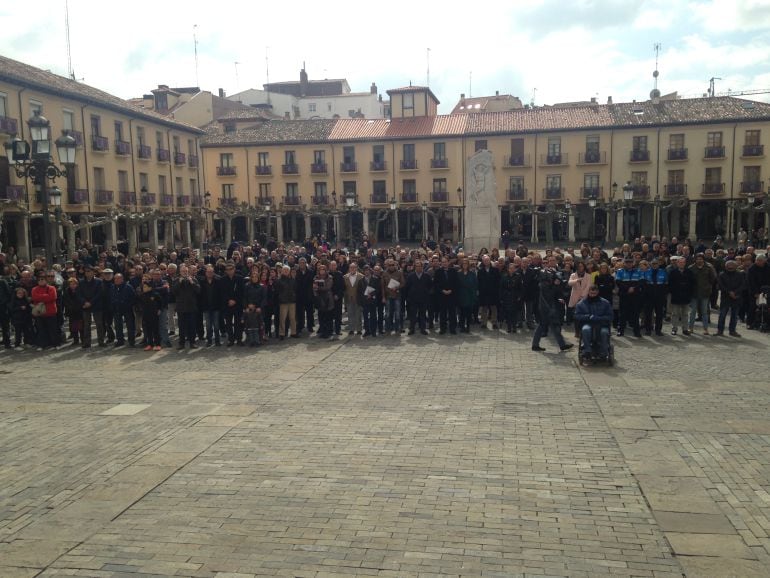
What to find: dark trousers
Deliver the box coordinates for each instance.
[643,296,665,334]
[364,302,378,335]
[0,316,9,347]
[102,310,115,342]
[532,319,567,348]
[297,301,314,332]
[114,310,135,345]
[524,298,538,327]
[458,305,473,331]
[318,309,333,337]
[333,298,343,334]
[223,305,242,344]
[718,302,740,333]
[409,302,427,332]
[35,315,60,348]
[439,299,457,332]
[203,309,220,344]
[501,304,520,331]
[82,309,104,346]
[178,311,197,346]
[618,294,641,333]
[143,312,161,346]
[13,321,33,347]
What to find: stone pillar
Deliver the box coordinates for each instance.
[79,215,92,244]
[247,216,254,244]
[615,210,624,243]
[454,208,461,243]
[65,223,76,256]
[422,209,428,241]
[105,219,117,249]
[568,212,576,243]
[128,221,138,256]
[224,218,232,245]
[15,215,30,262]
[149,218,159,250]
[333,214,340,243]
[182,220,191,247]
[725,203,734,241]
[394,210,400,243]
[688,201,697,240]
[289,213,297,241]
[304,214,312,239]
[530,213,538,244]
[276,213,284,243]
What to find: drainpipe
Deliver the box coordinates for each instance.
[728,123,737,239]
[128,119,137,212]
[79,104,91,211]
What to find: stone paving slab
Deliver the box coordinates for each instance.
[1,327,769,576]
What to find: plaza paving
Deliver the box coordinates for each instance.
[0,328,768,577]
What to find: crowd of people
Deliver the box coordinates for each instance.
[0,233,768,363]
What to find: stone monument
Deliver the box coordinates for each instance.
[463,149,500,253]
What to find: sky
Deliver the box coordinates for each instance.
[2,0,770,113]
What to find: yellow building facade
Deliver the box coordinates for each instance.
[0,55,204,260]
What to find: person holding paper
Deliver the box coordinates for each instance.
[344,262,365,335]
[381,259,405,335]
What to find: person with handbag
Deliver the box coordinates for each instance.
[31,272,60,350]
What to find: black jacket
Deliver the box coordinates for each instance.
[747,263,770,296]
[220,273,244,309]
[274,276,297,304]
[434,267,458,302]
[499,270,524,309]
[198,275,223,312]
[405,271,432,306]
[110,282,136,314]
[295,267,315,302]
[718,269,746,304]
[477,266,501,306]
[668,267,696,305]
[537,267,564,324]
[243,282,267,309]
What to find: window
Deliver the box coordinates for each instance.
[308,103,316,112]
[29,100,42,115]
[432,178,447,193]
[176,177,184,195]
[744,166,761,183]
[668,169,684,185]
[314,182,327,197]
[670,134,685,150]
[286,183,298,197]
[155,131,164,149]
[172,136,180,154]
[705,167,721,184]
[62,110,75,131]
[508,176,524,199]
[510,138,524,161]
[115,121,124,142]
[257,152,269,167]
[584,173,599,189]
[373,180,386,193]
[745,130,760,146]
[343,181,357,196]
[632,136,648,151]
[403,179,417,198]
[137,126,146,146]
[546,175,561,190]
[475,140,487,152]
[90,115,101,136]
[403,143,415,162]
[403,92,414,110]
[547,137,561,156]
[372,145,384,163]
[66,167,77,192]
[313,150,325,164]
[631,171,648,187]
[118,170,129,192]
[284,150,296,165]
[159,175,167,195]
[343,146,355,163]
[189,179,197,196]
[93,167,105,189]
[220,153,234,167]
[707,132,723,147]
[586,135,600,154]
[433,142,446,160]
[224,124,236,134]
[188,139,195,156]
[139,173,149,191]
[0,93,6,117]
[259,183,271,197]
[222,183,234,198]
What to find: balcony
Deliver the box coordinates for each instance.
[281,163,299,175]
[667,148,688,161]
[578,151,607,165]
[63,129,83,147]
[115,140,131,155]
[370,160,387,171]
[543,187,564,200]
[95,190,113,205]
[340,161,358,173]
[400,159,418,170]
[160,194,173,207]
[119,191,136,206]
[255,165,272,176]
[283,195,301,206]
[67,189,88,204]
[504,154,531,168]
[312,195,328,206]
[177,195,191,207]
[137,144,152,159]
[401,191,417,203]
[430,158,449,169]
[370,193,388,204]
[704,146,726,159]
[580,186,603,199]
[0,116,18,134]
[310,162,327,174]
[506,187,526,202]
[157,148,170,162]
[174,152,186,165]
[430,191,448,203]
[220,197,237,208]
[740,181,764,194]
[742,144,764,157]
[217,165,236,176]
[630,149,650,162]
[702,183,725,195]
[188,155,199,168]
[664,184,687,196]
[91,135,109,152]
[2,185,24,201]
[540,153,568,166]
[631,185,650,198]
[140,193,156,206]
[257,196,274,207]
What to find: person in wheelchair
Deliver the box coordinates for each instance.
[575,284,613,363]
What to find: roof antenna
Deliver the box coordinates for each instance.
[265,46,271,105]
[469,71,472,98]
[193,25,200,88]
[65,0,74,80]
[426,47,430,86]
[531,87,537,107]
[234,61,240,93]
[650,42,662,100]
[709,77,721,97]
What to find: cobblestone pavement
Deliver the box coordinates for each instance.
[0,325,768,577]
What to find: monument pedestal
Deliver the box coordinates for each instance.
[463,150,500,253]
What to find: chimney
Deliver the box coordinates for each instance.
[218,88,225,98]
[495,90,499,97]
[590,96,597,104]
[299,67,309,97]
[370,82,377,95]
[460,93,465,99]
[284,111,291,120]
[607,95,613,105]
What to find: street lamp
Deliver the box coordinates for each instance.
[6,111,77,264]
[49,185,62,258]
[588,194,597,241]
[421,201,428,240]
[345,189,356,249]
[622,181,634,242]
[389,195,397,243]
[263,195,272,240]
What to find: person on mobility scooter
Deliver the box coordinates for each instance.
[575,284,614,366]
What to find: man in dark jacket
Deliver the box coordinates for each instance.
[110,273,136,347]
[172,265,200,350]
[615,257,643,337]
[199,265,222,346]
[434,256,458,334]
[295,258,315,334]
[405,259,432,335]
[531,256,573,352]
[77,266,104,348]
[274,265,298,339]
[477,255,500,330]
[220,262,244,345]
[522,257,540,329]
[747,255,770,329]
[717,260,746,336]
[575,285,613,361]
[329,260,345,336]
[667,257,695,335]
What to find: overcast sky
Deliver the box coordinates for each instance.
[2,0,770,113]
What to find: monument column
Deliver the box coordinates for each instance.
[223,218,232,245]
[304,214,312,238]
[463,150,499,253]
[15,215,30,261]
[568,211,576,243]
[530,213,538,244]
[276,213,284,243]
[362,209,369,236]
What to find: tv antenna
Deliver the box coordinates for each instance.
[193,25,200,88]
[709,77,722,97]
[65,0,74,80]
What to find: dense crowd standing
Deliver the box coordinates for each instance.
[0,233,768,361]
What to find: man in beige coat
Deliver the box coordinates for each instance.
[344,262,365,335]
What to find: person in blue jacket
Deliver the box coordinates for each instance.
[574,284,613,361]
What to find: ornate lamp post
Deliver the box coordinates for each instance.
[203,191,211,245]
[389,195,398,243]
[606,181,618,243]
[345,189,356,249]
[622,181,634,242]
[588,194,597,241]
[5,111,77,264]
[49,185,62,258]
[263,195,273,240]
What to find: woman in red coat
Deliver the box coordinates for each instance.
[31,272,60,349]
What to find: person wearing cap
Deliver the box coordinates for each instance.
[614,257,643,337]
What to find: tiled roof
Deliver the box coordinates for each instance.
[201,97,770,146]
[216,107,280,122]
[0,54,203,134]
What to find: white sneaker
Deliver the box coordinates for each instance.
[14,346,23,351]
[36,347,43,351]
